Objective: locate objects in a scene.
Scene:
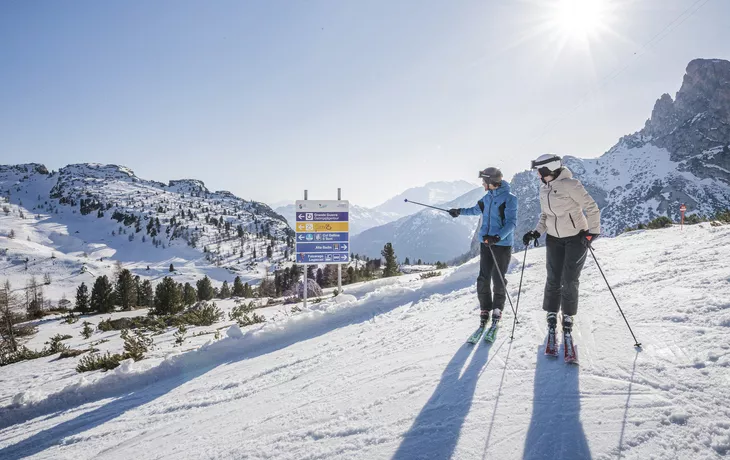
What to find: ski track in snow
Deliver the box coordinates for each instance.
[1,224,730,459]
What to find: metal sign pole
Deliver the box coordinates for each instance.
[303,189,308,310]
[337,188,342,294]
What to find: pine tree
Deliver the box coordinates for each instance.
[182,282,197,306]
[316,268,324,287]
[233,276,245,297]
[381,242,398,278]
[25,276,44,319]
[219,280,231,298]
[404,257,410,265]
[140,280,154,308]
[169,263,175,272]
[76,282,90,313]
[90,275,115,313]
[196,276,214,301]
[153,276,183,315]
[307,265,316,280]
[322,265,335,287]
[0,280,18,352]
[115,269,137,311]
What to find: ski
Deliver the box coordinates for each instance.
[484,321,500,343]
[564,331,579,365]
[467,327,485,344]
[544,327,558,357]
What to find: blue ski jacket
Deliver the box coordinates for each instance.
[459,181,518,247]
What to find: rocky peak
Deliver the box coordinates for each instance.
[59,163,139,182]
[642,58,730,161]
[0,163,49,176]
[167,179,210,195]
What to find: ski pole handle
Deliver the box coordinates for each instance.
[403,199,450,213]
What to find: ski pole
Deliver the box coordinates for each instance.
[588,246,642,348]
[403,199,450,213]
[487,244,517,320]
[510,245,529,340]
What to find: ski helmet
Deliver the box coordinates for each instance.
[478,167,503,186]
[531,154,563,177]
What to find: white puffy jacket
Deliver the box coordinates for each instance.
[534,167,601,238]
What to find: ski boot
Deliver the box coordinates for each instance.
[562,314,578,364]
[545,312,558,357]
[467,311,489,344]
[484,308,502,343]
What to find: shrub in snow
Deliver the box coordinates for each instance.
[180,301,223,326]
[81,321,93,339]
[228,300,265,327]
[58,348,87,359]
[419,271,441,280]
[76,351,125,373]
[174,324,187,346]
[647,216,673,229]
[121,328,152,361]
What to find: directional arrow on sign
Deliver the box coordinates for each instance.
[297,213,305,220]
[297,235,305,241]
[342,244,348,251]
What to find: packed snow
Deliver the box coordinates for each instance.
[1,223,729,459]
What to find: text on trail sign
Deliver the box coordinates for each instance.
[295,200,349,265]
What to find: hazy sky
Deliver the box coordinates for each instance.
[1,0,727,207]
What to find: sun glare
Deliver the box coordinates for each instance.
[552,0,610,42]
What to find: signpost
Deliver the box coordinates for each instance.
[295,196,349,307]
[295,200,349,264]
[680,203,687,230]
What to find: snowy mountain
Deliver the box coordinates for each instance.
[350,186,484,262]
[2,222,729,459]
[510,58,730,244]
[373,180,477,218]
[274,203,398,237]
[0,163,293,301]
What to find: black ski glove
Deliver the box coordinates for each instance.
[522,231,540,246]
[578,230,599,248]
[483,235,501,246]
[448,208,461,218]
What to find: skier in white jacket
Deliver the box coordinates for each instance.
[522,154,601,334]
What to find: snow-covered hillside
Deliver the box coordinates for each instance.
[0,163,294,300]
[3,222,728,459]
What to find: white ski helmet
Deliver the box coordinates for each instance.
[531,154,563,176]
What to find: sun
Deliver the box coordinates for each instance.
[550,0,611,42]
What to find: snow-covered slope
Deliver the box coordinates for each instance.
[0,163,293,301]
[2,222,729,459]
[350,186,484,262]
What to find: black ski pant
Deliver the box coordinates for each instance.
[542,234,588,316]
[477,244,512,318]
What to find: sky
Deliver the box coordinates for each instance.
[1,0,728,208]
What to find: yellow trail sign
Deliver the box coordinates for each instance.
[295,222,349,232]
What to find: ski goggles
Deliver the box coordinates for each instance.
[530,155,562,170]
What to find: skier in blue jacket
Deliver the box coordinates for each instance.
[448,167,518,328]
